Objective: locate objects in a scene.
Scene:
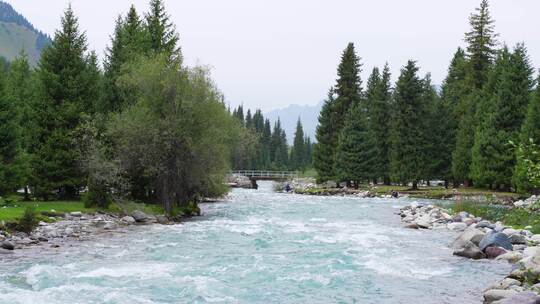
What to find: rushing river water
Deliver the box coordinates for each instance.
[0,182,511,304]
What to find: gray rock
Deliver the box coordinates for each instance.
[513,245,527,251]
[415,215,432,229]
[496,251,523,263]
[156,215,169,224]
[453,241,485,259]
[0,241,14,250]
[480,232,513,252]
[493,291,540,304]
[484,289,518,304]
[131,210,149,223]
[477,221,495,229]
[70,211,82,217]
[524,247,540,259]
[121,216,136,223]
[448,222,468,231]
[508,234,527,245]
[452,227,485,250]
[404,223,419,229]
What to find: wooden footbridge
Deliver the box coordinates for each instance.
[231,170,298,189]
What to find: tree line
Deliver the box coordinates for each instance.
[0,0,239,214]
[314,0,540,192]
[230,105,313,172]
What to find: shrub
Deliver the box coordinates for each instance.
[16,207,38,233]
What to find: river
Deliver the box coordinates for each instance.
[0,182,511,303]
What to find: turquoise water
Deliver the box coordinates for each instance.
[0,182,510,303]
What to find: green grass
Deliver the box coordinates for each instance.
[0,201,95,222]
[298,168,318,179]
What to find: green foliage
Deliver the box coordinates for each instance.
[314,88,338,182]
[514,139,540,193]
[388,60,427,188]
[30,6,100,200]
[0,56,22,195]
[290,118,306,171]
[16,206,38,233]
[106,55,235,214]
[464,0,498,90]
[365,65,392,184]
[335,103,374,185]
[472,45,534,189]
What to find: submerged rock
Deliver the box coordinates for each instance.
[447,222,468,231]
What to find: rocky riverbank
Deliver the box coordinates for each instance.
[399,202,540,304]
[282,178,521,204]
[0,210,171,256]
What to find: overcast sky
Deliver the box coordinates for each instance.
[5,0,540,111]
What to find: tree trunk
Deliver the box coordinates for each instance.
[444,180,450,189]
[412,180,418,190]
[384,177,391,186]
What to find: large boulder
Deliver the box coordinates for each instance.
[0,241,14,250]
[453,241,485,259]
[452,227,485,250]
[480,232,513,252]
[131,210,149,223]
[484,289,518,304]
[415,215,432,229]
[493,292,540,304]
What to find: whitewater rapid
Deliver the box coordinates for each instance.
[0,182,510,303]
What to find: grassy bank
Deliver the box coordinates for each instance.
[438,201,540,234]
[0,201,95,222]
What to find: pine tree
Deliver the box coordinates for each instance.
[290,118,306,170]
[472,45,533,189]
[422,74,446,182]
[314,88,338,182]
[334,43,363,133]
[365,64,392,184]
[304,136,313,168]
[465,0,498,90]
[245,109,253,129]
[144,0,181,62]
[260,119,272,169]
[0,59,22,195]
[389,60,426,189]
[3,53,32,195]
[102,6,145,113]
[270,119,288,169]
[335,103,374,187]
[441,48,468,184]
[30,6,99,199]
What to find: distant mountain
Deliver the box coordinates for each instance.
[0,1,51,65]
[265,102,323,144]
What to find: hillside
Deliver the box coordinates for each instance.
[0,1,50,65]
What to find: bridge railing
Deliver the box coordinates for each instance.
[231,170,299,179]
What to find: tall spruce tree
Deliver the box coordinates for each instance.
[290,118,306,171]
[144,0,181,62]
[422,74,445,182]
[314,88,338,182]
[389,60,426,189]
[30,6,99,199]
[365,64,392,184]
[465,0,498,90]
[441,48,468,184]
[452,0,498,186]
[471,45,533,189]
[102,6,145,113]
[334,43,363,133]
[335,103,374,187]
